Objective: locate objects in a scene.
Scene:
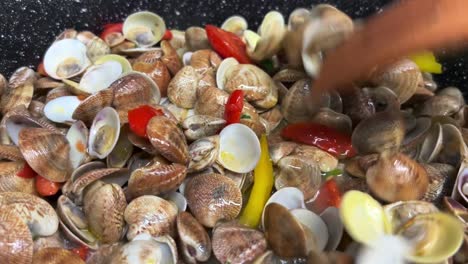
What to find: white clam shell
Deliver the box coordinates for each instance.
[6,117,41,146]
[88,107,121,159]
[301,20,324,77]
[182,52,193,66]
[320,207,344,251]
[121,234,177,264]
[218,123,261,173]
[123,11,166,48]
[167,191,187,213]
[78,61,123,94]
[66,121,89,169]
[221,15,248,36]
[44,39,91,80]
[291,208,329,251]
[94,54,133,73]
[261,187,306,228]
[216,57,239,90]
[44,96,82,123]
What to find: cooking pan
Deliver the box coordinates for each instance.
[1,0,468,95]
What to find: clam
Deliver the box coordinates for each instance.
[102,27,125,47]
[341,86,375,125]
[1,67,35,115]
[261,187,306,228]
[33,247,85,264]
[320,207,344,251]
[221,15,248,36]
[166,191,187,212]
[133,59,171,97]
[147,115,189,164]
[218,124,261,173]
[95,54,132,73]
[190,49,221,73]
[188,136,219,172]
[161,102,195,123]
[43,39,91,80]
[160,40,183,75]
[55,28,78,41]
[66,121,89,169]
[245,11,286,62]
[185,173,242,227]
[418,94,463,117]
[0,161,36,194]
[366,153,429,202]
[288,8,311,31]
[76,30,96,45]
[185,26,210,51]
[46,86,72,102]
[302,4,354,77]
[269,141,298,164]
[0,144,23,161]
[281,79,314,123]
[28,100,45,118]
[86,37,111,63]
[182,115,226,141]
[311,108,352,135]
[418,123,443,163]
[88,107,120,159]
[167,65,199,108]
[111,72,161,123]
[402,116,432,149]
[0,73,6,96]
[123,11,166,48]
[437,124,467,166]
[273,68,308,83]
[455,166,468,204]
[212,221,267,263]
[33,232,66,253]
[176,211,212,263]
[108,234,178,264]
[124,195,178,240]
[260,106,283,133]
[18,128,71,182]
[194,86,229,118]
[72,88,114,125]
[370,59,423,104]
[253,251,282,264]
[128,162,187,198]
[64,60,123,94]
[44,95,82,123]
[0,206,33,264]
[352,111,405,156]
[107,125,134,168]
[293,145,339,172]
[216,57,239,90]
[383,200,439,233]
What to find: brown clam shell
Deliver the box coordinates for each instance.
[111,73,160,123]
[0,73,6,97]
[46,86,72,103]
[212,221,267,264]
[133,60,171,97]
[417,94,463,117]
[161,40,183,75]
[124,195,178,240]
[176,211,212,263]
[86,37,110,63]
[0,161,36,194]
[194,86,229,118]
[185,173,242,227]
[366,153,429,202]
[167,65,200,108]
[281,79,313,123]
[33,231,65,253]
[134,49,163,64]
[185,27,210,51]
[18,128,71,183]
[311,107,352,135]
[83,182,127,243]
[72,88,114,125]
[34,77,63,90]
[421,163,456,206]
[341,85,376,126]
[147,116,189,165]
[28,100,45,118]
[370,59,423,104]
[190,49,214,73]
[33,247,85,264]
[0,145,23,161]
[1,67,35,115]
[128,162,187,198]
[273,68,308,83]
[224,64,272,102]
[0,205,33,264]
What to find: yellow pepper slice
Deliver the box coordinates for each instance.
[410,51,442,74]
[239,134,274,228]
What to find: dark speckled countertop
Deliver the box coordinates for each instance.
[1,0,467,92]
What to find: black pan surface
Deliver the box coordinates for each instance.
[1,0,467,93]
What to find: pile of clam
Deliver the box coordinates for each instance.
[0,4,467,264]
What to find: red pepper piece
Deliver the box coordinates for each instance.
[162,29,173,41]
[308,178,342,214]
[99,23,123,40]
[205,24,251,64]
[281,122,356,158]
[128,105,164,138]
[17,163,37,179]
[35,175,61,197]
[37,62,48,77]
[224,90,244,125]
[70,245,89,261]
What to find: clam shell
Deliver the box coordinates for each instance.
[320,207,344,251]
[182,115,226,141]
[147,115,189,164]
[176,211,212,263]
[221,15,248,36]
[216,57,239,90]
[281,79,313,123]
[194,86,229,118]
[18,128,71,182]
[293,145,338,172]
[161,40,183,75]
[223,64,273,102]
[269,141,298,164]
[167,65,199,108]
[0,161,36,194]
[94,54,132,73]
[188,136,219,172]
[166,191,187,212]
[133,60,171,97]
[33,247,85,264]
[65,121,89,169]
[185,26,210,51]
[185,173,242,227]
[421,163,456,205]
[418,94,462,117]
[124,195,178,240]
[311,108,352,135]
[44,95,82,123]
[212,221,267,263]
[43,39,91,80]
[0,206,33,264]
[77,61,123,94]
[123,11,166,48]
[106,125,134,168]
[0,145,23,161]
[261,187,306,228]
[72,88,114,125]
[418,123,443,163]
[383,200,439,233]
[28,100,45,118]
[88,107,121,159]
[1,67,35,115]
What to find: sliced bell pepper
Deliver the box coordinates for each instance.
[205,24,251,64]
[35,175,61,197]
[308,178,342,214]
[224,90,244,125]
[239,134,274,228]
[128,105,164,138]
[162,29,173,41]
[17,163,37,179]
[70,245,88,261]
[99,23,123,40]
[281,122,356,158]
[410,51,442,74]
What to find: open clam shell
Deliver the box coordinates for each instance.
[106,125,134,168]
[291,208,329,251]
[44,95,82,123]
[88,107,121,159]
[261,187,306,228]
[43,39,91,80]
[320,207,344,251]
[176,211,211,263]
[216,57,239,90]
[66,121,89,169]
[94,54,132,73]
[455,166,468,203]
[123,11,166,48]
[218,124,261,173]
[383,200,439,233]
[64,60,123,94]
[221,15,248,36]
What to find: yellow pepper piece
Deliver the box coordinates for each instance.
[410,51,442,74]
[239,134,274,228]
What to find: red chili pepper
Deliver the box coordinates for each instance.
[162,29,173,41]
[35,175,61,197]
[128,105,164,138]
[308,178,342,214]
[70,245,88,261]
[224,90,244,125]
[281,122,356,158]
[205,24,251,64]
[37,62,48,77]
[99,23,123,40]
[17,163,37,179]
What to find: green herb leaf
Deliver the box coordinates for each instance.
[241,114,251,119]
